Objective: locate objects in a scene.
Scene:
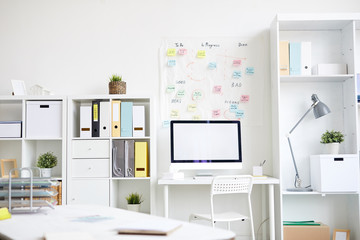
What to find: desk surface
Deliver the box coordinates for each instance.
[0,204,235,240]
[158,176,280,185]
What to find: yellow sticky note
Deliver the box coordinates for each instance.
[193,115,201,120]
[167,48,176,56]
[187,104,197,112]
[170,110,179,119]
[197,50,206,58]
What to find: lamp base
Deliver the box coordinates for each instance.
[287,187,313,192]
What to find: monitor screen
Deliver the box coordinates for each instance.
[170,120,242,170]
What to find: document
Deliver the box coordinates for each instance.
[80,105,92,138]
[132,106,145,137]
[92,100,100,137]
[111,100,121,137]
[135,142,148,177]
[120,102,133,137]
[289,42,301,75]
[301,42,311,76]
[100,101,110,138]
[125,140,135,177]
[112,140,125,177]
[279,41,289,75]
[117,219,181,236]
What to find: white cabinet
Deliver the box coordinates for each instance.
[270,14,360,239]
[67,95,156,214]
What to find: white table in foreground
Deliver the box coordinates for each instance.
[0,204,235,240]
[158,176,280,240]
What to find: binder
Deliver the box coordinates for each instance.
[100,101,110,138]
[125,140,135,177]
[121,102,133,137]
[134,141,148,177]
[92,100,100,137]
[112,140,125,177]
[80,104,92,138]
[301,42,311,76]
[132,106,145,137]
[289,42,301,75]
[111,100,121,137]
[279,41,289,75]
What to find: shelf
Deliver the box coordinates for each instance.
[280,75,353,83]
[72,137,151,140]
[0,138,22,141]
[111,177,151,181]
[282,191,359,196]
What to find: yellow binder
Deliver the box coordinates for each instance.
[135,142,148,177]
[279,41,289,75]
[111,100,121,137]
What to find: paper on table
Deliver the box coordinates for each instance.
[117,218,182,236]
[44,232,95,240]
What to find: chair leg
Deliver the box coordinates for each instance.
[248,197,255,240]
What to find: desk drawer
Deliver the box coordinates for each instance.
[72,140,109,158]
[72,159,109,178]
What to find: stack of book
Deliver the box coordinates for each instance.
[279,41,311,76]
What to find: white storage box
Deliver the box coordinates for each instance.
[312,64,347,75]
[0,121,22,138]
[310,154,359,192]
[26,101,62,138]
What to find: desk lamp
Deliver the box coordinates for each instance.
[286,94,331,192]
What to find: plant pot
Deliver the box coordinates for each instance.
[109,81,126,94]
[323,143,340,154]
[40,168,52,178]
[127,204,141,212]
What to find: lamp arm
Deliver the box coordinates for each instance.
[289,104,315,134]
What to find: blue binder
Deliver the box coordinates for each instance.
[121,102,133,137]
[289,42,301,75]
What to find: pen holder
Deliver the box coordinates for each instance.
[253,166,263,176]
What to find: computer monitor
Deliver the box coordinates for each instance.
[170,120,242,172]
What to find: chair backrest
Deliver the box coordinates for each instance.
[211,175,253,196]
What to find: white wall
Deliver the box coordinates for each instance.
[1,0,360,238]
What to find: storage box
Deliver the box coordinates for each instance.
[0,121,22,138]
[310,154,359,192]
[284,223,330,240]
[312,63,347,75]
[26,101,62,138]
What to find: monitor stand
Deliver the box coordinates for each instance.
[193,172,214,180]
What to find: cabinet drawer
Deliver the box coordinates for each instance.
[68,179,109,206]
[72,140,109,158]
[72,159,109,178]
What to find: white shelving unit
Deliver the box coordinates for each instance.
[67,95,156,214]
[270,14,360,239]
[0,95,67,205]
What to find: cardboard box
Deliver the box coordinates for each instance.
[284,223,330,240]
[312,63,347,75]
[0,121,22,138]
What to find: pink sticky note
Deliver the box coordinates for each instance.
[241,95,250,102]
[178,49,187,55]
[212,109,221,118]
[233,60,241,66]
[213,85,222,94]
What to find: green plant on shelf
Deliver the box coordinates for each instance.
[320,130,344,144]
[36,151,58,168]
[126,192,143,204]
[109,74,122,82]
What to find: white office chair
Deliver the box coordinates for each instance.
[189,175,255,240]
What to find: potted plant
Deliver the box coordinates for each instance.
[125,192,143,212]
[320,130,344,154]
[109,74,126,94]
[36,151,57,178]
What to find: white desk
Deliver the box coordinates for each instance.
[0,204,236,240]
[158,176,279,240]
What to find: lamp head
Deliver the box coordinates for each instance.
[311,94,331,119]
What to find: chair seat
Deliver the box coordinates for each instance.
[192,211,249,222]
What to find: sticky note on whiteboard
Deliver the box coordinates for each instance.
[197,50,206,58]
[208,62,217,70]
[176,90,185,98]
[233,60,241,66]
[167,48,176,56]
[168,59,176,67]
[213,85,222,94]
[246,67,255,75]
[187,104,197,112]
[212,109,221,118]
[233,71,242,79]
[166,85,175,93]
[178,49,187,55]
[241,95,250,103]
[170,110,179,118]
[236,110,244,118]
[230,104,238,112]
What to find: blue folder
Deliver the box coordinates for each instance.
[289,42,301,75]
[121,102,133,137]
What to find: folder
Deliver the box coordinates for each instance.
[112,140,125,177]
[111,100,121,137]
[100,101,110,138]
[289,42,301,75]
[92,100,100,137]
[125,140,135,177]
[80,104,92,138]
[301,42,311,76]
[279,41,289,75]
[135,142,148,177]
[133,106,145,137]
[121,102,133,137]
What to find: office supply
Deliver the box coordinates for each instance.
[286,94,330,192]
[112,140,125,177]
[170,120,242,172]
[26,101,62,138]
[289,42,301,75]
[189,175,254,240]
[333,229,350,240]
[125,140,135,177]
[0,159,18,178]
[310,154,359,192]
[0,121,21,138]
[120,102,133,137]
[0,204,235,240]
[279,41,289,75]
[132,105,145,137]
[0,208,11,220]
[135,142,148,177]
[158,176,279,240]
[312,63,348,75]
[111,100,121,137]
[301,42,311,75]
[80,104,92,138]
[92,100,100,137]
[252,166,263,176]
[11,80,27,95]
[283,222,330,240]
[283,221,320,226]
[117,219,182,236]
[100,101,110,138]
